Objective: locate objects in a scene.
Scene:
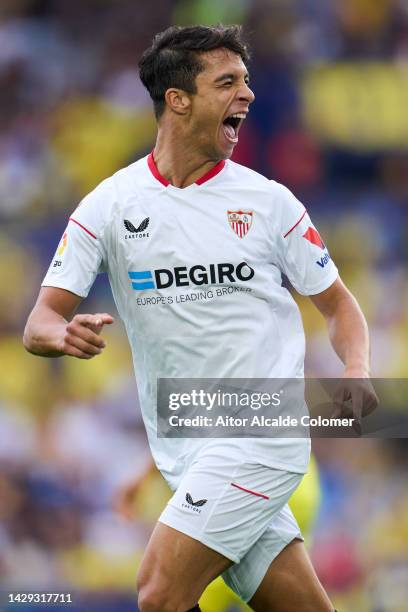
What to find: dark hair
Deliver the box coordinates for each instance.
[139,25,250,119]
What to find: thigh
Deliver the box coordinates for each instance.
[222,503,302,602]
[159,455,302,564]
[137,521,232,607]
[139,445,303,609]
[249,539,334,612]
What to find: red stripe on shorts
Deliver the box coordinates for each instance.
[230,482,269,500]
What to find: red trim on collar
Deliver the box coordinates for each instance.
[147,150,226,187]
[195,159,226,185]
[147,151,170,187]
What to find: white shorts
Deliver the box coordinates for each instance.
[158,443,304,603]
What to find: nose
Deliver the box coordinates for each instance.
[239,82,255,105]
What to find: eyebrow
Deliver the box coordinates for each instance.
[214,72,249,83]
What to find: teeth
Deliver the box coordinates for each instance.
[230,113,246,119]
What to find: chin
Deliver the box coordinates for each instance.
[213,132,236,160]
[216,143,235,160]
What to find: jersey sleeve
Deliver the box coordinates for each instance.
[273,182,338,296]
[41,179,112,298]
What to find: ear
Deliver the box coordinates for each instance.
[164,88,191,116]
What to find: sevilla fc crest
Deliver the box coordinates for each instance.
[228,210,253,238]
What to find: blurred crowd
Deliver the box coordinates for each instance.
[0,1,407,610]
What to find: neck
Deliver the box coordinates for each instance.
[153,122,223,188]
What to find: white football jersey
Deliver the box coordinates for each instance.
[43,154,338,487]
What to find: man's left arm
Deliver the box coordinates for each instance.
[310,277,369,377]
[272,182,378,426]
[310,277,378,429]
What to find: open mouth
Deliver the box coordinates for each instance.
[222,113,246,143]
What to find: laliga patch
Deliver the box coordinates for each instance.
[228,210,253,238]
[57,232,68,256]
[52,231,68,269]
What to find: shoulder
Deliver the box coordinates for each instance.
[268,180,306,234]
[225,161,305,228]
[72,155,149,228]
[111,155,151,193]
[224,160,271,187]
[83,155,149,204]
[225,161,301,205]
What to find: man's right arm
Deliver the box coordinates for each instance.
[23,286,113,359]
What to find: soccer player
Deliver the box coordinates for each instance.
[24,25,377,612]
